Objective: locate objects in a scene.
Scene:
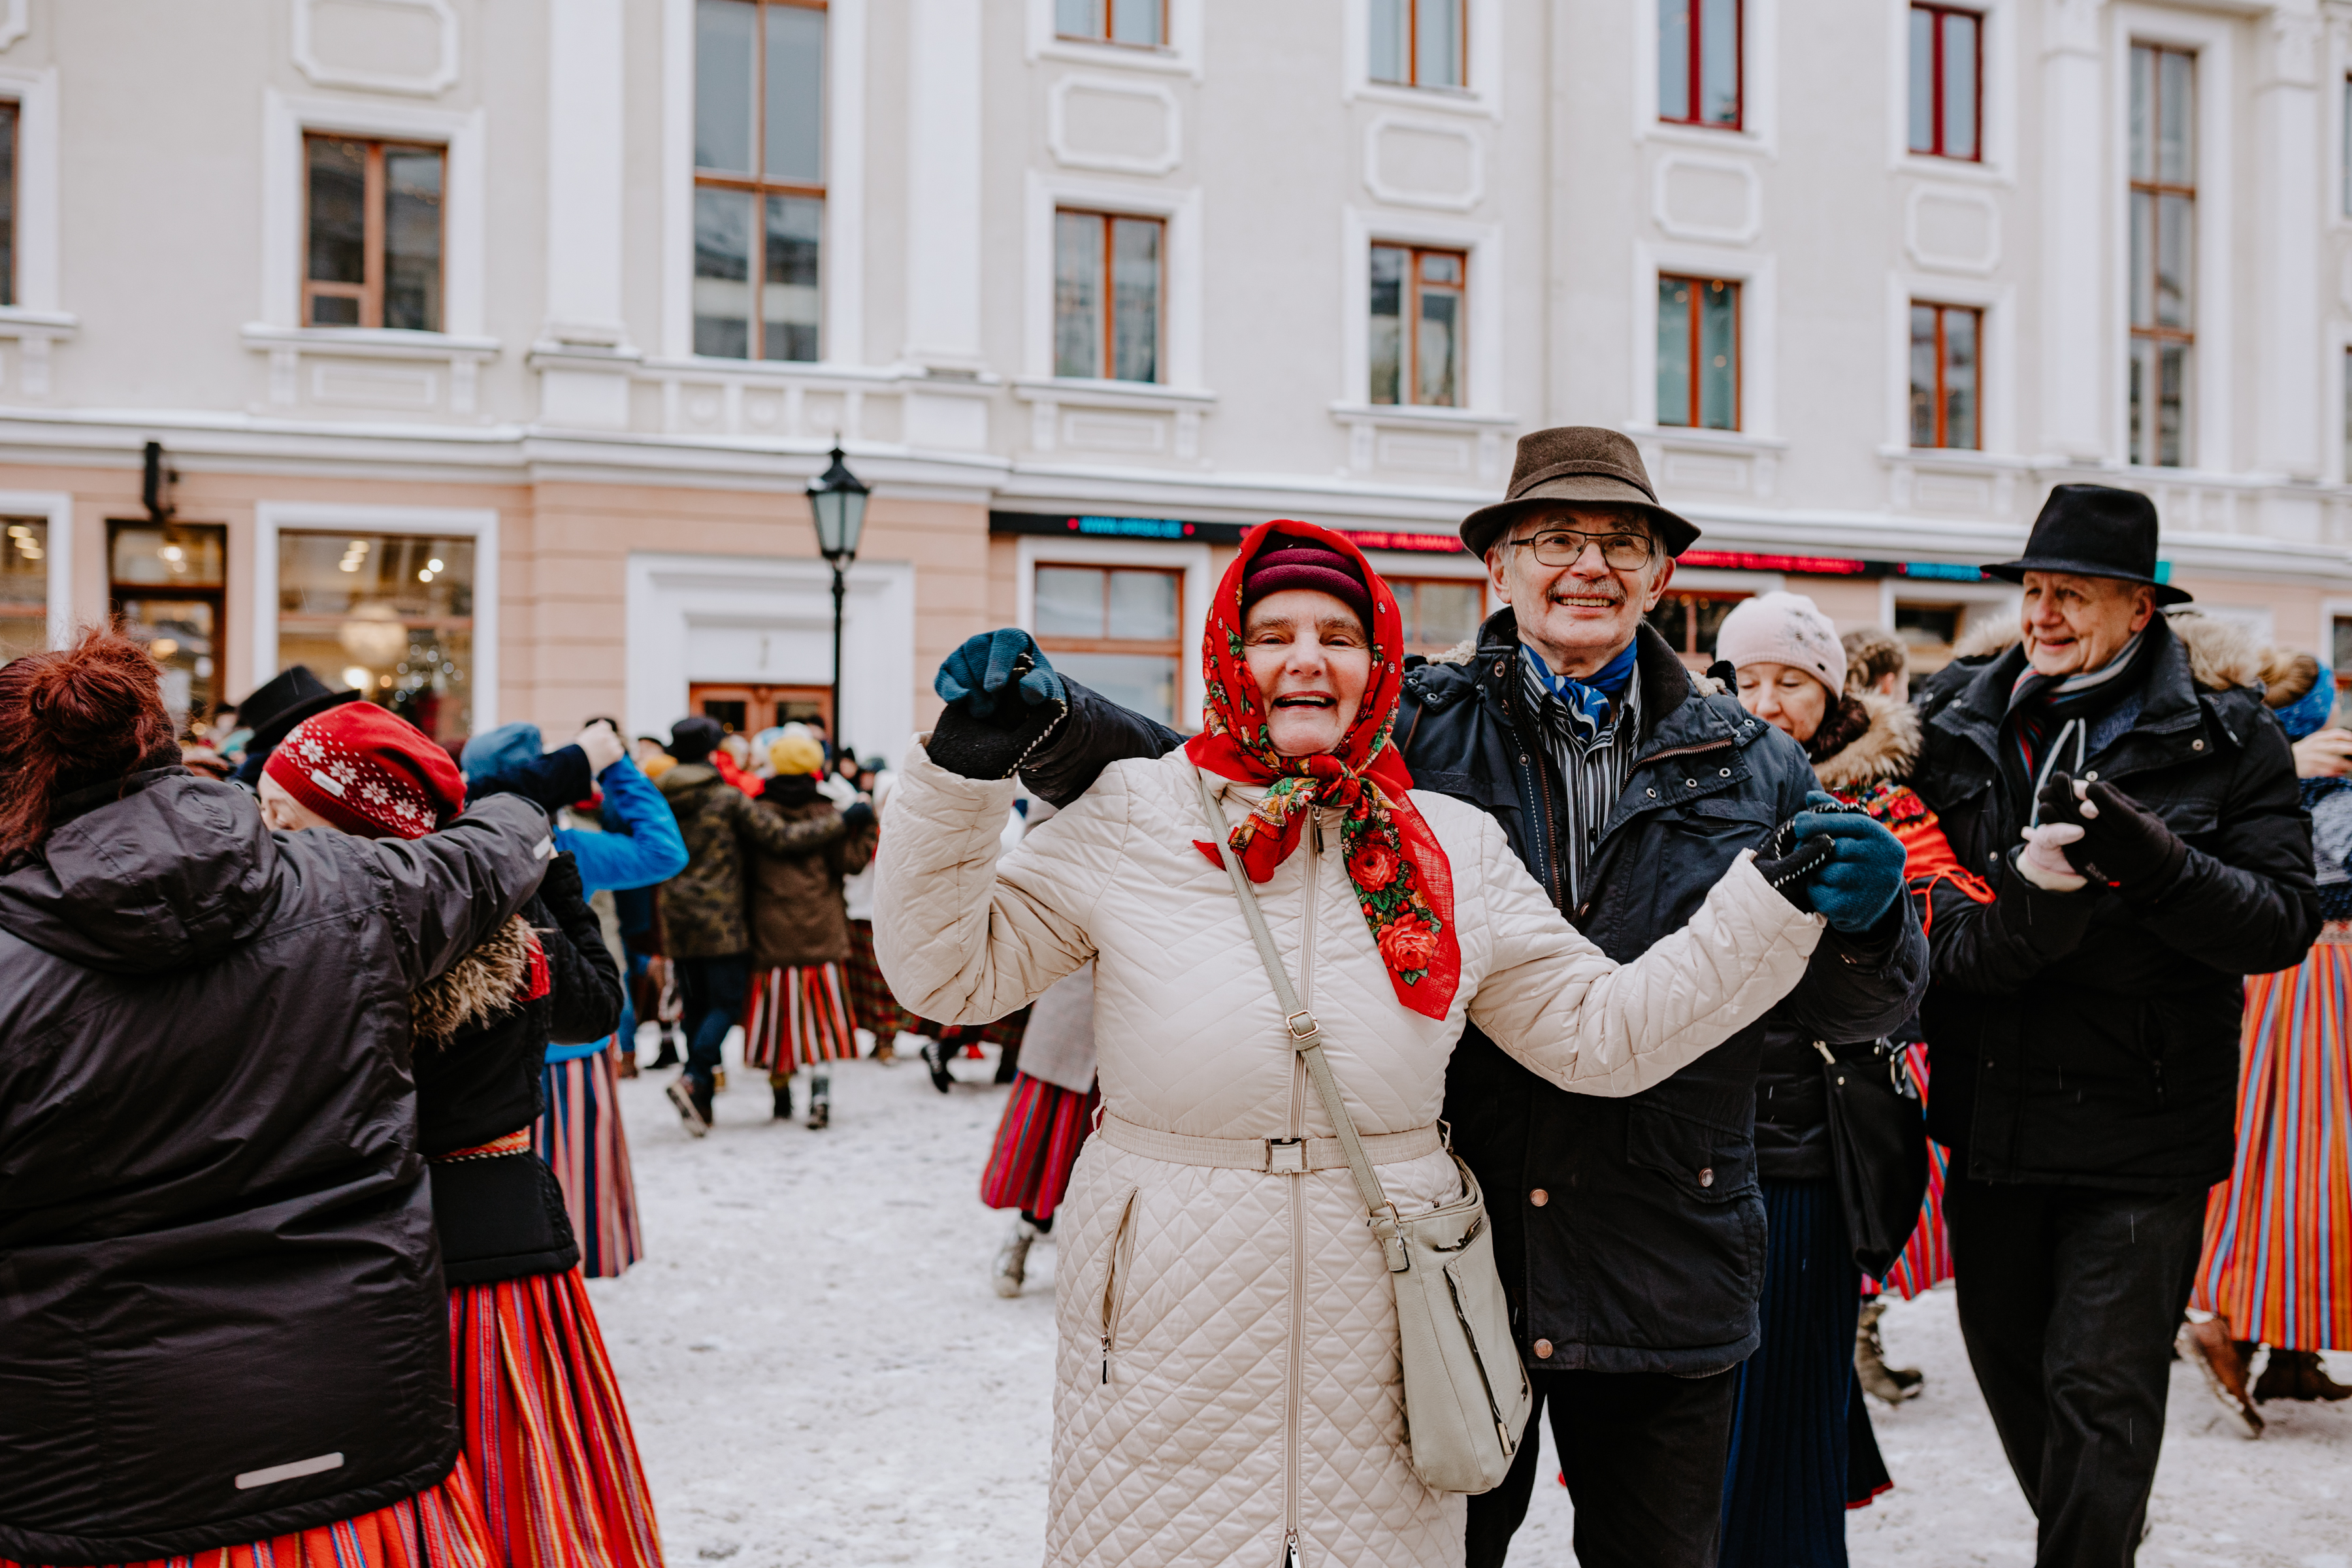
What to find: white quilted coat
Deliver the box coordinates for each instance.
[875,745,1822,1568]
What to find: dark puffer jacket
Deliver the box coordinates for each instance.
[1910,612,2318,1190]
[0,774,549,1564]
[747,777,876,968]
[658,763,848,959]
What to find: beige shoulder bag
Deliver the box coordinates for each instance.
[1194,766,1531,1495]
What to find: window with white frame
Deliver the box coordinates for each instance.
[1054,209,1162,384]
[1659,0,1740,129]
[1056,0,1165,49]
[694,0,826,362]
[1392,576,1484,656]
[1908,5,1981,161]
[1910,301,1980,449]
[1370,243,1465,408]
[304,136,446,330]
[1033,563,1182,727]
[2128,42,2193,469]
[277,531,477,743]
[0,517,45,664]
[1657,273,1739,429]
[1370,0,1465,91]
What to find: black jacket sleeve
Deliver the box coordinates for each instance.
[1919,847,2100,993]
[536,853,625,1046]
[1017,676,1188,808]
[467,745,593,815]
[1774,879,1931,1043]
[2128,718,2321,975]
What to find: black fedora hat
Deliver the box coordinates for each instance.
[237,664,363,755]
[1982,484,2191,606]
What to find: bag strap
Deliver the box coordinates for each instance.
[1194,764,1411,1273]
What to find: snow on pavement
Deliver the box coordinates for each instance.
[589,1043,2352,1567]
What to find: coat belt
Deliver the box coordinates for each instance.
[1098,1113,1442,1173]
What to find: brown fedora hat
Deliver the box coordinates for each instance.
[1459,427,1699,559]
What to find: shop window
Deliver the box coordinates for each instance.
[687,681,832,736]
[1909,302,1980,450]
[1033,564,1182,728]
[1658,274,1739,431]
[1056,0,1164,48]
[0,517,45,664]
[1908,5,1981,161]
[1370,244,1466,408]
[1392,577,1484,656]
[1894,601,1967,679]
[0,100,18,308]
[304,136,446,331]
[1370,0,1465,90]
[2128,42,2194,469]
[1646,590,1748,665]
[1659,0,1740,129]
[110,523,227,732]
[276,531,475,745]
[1054,210,1163,384]
[694,0,826,362]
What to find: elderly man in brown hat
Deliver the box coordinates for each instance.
[926,427,1926,1568]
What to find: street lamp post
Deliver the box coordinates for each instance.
[805,443,870,757]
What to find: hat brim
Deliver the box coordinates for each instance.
[249,687,365,756]
[1980,557,2193,606]
[1460,474,1700,560]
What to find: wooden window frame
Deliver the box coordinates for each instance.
[302,136,448,332]
[1372,0,1471,91]
[1056,208,1167,384]
[1644,589,1751,666]
[1659,0,1743,131]
[693,0,829,363]
[1031,563,1184,661]
[1657,272,1741,431]
[1910,301,1982,450]
[1390,574,1488,654]
[1371,242,1469,409]
[1054,0,1170,50]
[1909,4,1983,162]
[2129,42,2195,468]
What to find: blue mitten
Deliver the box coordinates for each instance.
[936,629,1064,718]
[1791,791,1906,934]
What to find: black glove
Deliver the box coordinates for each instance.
[1752,813,1838,913]
[466,744,591,817]
[928,650,1068,781]
[841,800,876,834]
[2072,777,2189,893]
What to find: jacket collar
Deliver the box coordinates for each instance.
[1933,613,2220,772]
[1472,612,1705,743]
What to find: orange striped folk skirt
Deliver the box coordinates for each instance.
[2192,933,2352,1350]
[448,1270,662,1568]
[533,1044,644,1279]
[1,1463,499,1568]
[742,962,858,1073]
[1865,1041,1955,1301]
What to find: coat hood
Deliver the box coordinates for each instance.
[1812,693,1921,793]
[657,762,721,797]
[0,770,282,974]
[1948,606,2261,694]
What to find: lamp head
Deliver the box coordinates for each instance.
[807,442,870,564]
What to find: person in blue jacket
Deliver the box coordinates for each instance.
[463,719,687,1276]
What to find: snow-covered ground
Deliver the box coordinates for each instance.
[589,1039,2352,1567]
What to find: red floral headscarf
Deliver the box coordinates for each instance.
[1185,520,1462,1021]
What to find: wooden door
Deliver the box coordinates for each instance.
[687,682,832,736]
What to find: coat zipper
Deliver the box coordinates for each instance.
[1282,815,1318,1565]
[1098,1188,1137,1386]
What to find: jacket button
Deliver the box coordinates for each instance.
[1698,1167,1716,1188]
[2193,740,2205,751]
[2083,770,2099,782]
[1720,768,1732,777]
[1685,779,1698,787]
[1647,788,1658,798]
[1529,1188,1550,1207]
[1533,1338,1554,1359]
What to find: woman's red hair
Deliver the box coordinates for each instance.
[0,628,179,861]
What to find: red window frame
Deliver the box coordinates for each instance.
[1910,301,1982,450]
[1659,0,1743,131]
[1910,4,1984,162]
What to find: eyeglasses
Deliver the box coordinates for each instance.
[1508,529,1655,570]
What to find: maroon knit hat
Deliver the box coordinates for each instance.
[1242,536,1374,624]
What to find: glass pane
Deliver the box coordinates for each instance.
[2155,191,2192,330]
[2128,189,2153,328]
[1908,303,1937,446]
[1,519,47,666]
[1644,598,1691,651]
[1943,308,1978,450]
[1656,276,1692,425]
[1416,281,1461,407]
[695,0,757,173]
[2129,44,2153,184]
[1107,569,1178,640]
[1691,595,1744,652]
[693,188,754,359]
[383,146,444,332]
[1421,252,1461,286]
[1907,8,1935,153]
[1111,0,1162,46]
[116,597,216,728]
[1049,653,1178,728]
[2334,613,2352,678]
[2159,48,2194,186]
[762,194,821,361]
[278,531,476,743]
[1658,0,1690,121]
[1054,211,1103,379]
[1370,0,1406,83]
[1698,279,1737,429]
[310,295,361,327]
[1056,0,1102,39]
[2157,342,2187,467]
[1416,0,1463,88]
[1369,246,1405,405]
[1109,216,1160,383]
[0,105,17,308]
[1034,566,1107,638]
[1700,0,1739,124]
[1941,12,1977,158]
[110,525,225,587]
[1413,580,1482,647]
[2129,341,2148,465]
[306,137,367,286]
[765,3,825,183]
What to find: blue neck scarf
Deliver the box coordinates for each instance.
[1522,641,1640,746]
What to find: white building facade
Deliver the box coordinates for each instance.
[3,0,2351,746]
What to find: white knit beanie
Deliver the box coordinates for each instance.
[1714,591,1846,696]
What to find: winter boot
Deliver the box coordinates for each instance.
[994,1039,1022,1085]
[770,1075,793,1122]
[2178,1318,2262,1437]
[714,1066,728,1093]
[1855,1297,1923,1404]
[992,1216,1042,1298]
[666,1075,712,1138]
[806,1073,832,1129]
[2252,1348,2352,1403]
[873,1036,896,1064]
[920,1036,955,1094]
[649,1030,682,1070]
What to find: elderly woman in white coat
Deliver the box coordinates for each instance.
[877,521,1865,1568]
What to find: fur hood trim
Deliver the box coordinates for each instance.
[1812,693,1921,792]
[411,914,538,1045]
[1946,607,2261,694]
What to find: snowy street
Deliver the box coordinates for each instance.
[588,1042,2352,1568]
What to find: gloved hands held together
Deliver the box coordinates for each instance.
[2033,770,2187,895]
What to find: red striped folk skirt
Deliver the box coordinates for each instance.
[1,1463,499,1568]
[843,919,913,1041]
[742,962,857,1072]
[1866,1041,1955,1301]
[533,1043,644,1279]
[448,1269,662,1568]
[979,1072,1099,1221]
[2192,930,2352,1349]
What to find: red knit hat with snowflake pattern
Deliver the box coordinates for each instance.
[265,702,466,840]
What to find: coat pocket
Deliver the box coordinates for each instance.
[1091,1186,1141,1387]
